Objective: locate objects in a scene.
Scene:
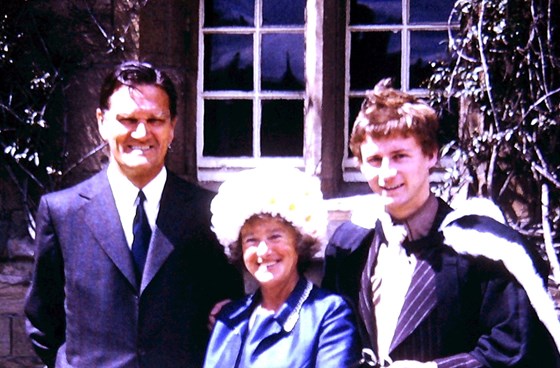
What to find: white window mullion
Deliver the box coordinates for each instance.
[402,0,411,91]
[254,0,263,158]
[303,0,323,176]
[197,0,307,180]
[197,0,206,161]
[343,0,352,166]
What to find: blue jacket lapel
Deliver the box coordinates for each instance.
[211,278,312,366]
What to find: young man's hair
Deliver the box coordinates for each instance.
[349,78,440,162]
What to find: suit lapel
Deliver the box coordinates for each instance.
[389,198,452,352]
[140,173,186,292]
[80,171,137,289]
[140,226,174,292]
[390,258,437,350]
[359,227,382,351]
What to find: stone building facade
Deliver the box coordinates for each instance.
[0,0,495,366]
[0,1,354,365]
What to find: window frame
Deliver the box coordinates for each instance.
[197,0,320,182]
[194,0,455,193]
[342,0,455,182]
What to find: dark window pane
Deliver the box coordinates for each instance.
[350,0,402,25]
[350,31,401,90]
[410,31,448,89]
[261,100,303,156]
[263,0,305,25]
[410,0,454,23]
[348,97,364,158]
[203,100,253,157]
[204,34,253,91]
[262,34,304,91]
[204,0,255,27]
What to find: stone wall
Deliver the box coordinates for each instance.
[0,171,43,367]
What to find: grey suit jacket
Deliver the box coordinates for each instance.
[25,169,243,368]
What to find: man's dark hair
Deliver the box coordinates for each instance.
[98,61,178,118]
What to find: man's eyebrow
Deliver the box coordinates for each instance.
[115,112,170,118]
[115,113,134,119]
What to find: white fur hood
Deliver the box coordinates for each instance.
[351,195,560,353]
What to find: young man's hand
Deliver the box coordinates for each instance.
[207,299,231,330]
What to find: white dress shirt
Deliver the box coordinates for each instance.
[374,194,439,365]
[107,163,167,249]
[374,227,416,363]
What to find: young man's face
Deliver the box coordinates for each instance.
[359,134,437,220]
[97,84,176,188]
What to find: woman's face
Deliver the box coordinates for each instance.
[240,215,299,291]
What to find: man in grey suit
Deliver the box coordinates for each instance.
[24,61,243,367]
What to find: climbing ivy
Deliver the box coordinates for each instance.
[428,0,560,248]
[0,0,146,236]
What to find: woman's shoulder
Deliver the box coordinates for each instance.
[306,283,355,312]
[216,294,255,323]
[301,284,360,335]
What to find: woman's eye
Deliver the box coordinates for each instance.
[243,238,257,246]
[269,233,284,242]
[120,118,137,125]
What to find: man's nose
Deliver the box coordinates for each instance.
[131,121,148,139]
[378,158,396,186]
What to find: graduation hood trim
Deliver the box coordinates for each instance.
[350,196,560,353]
[440,198,560,354]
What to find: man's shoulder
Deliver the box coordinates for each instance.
[440,198,531,257]
[42,170,107,203]
[440,197,549,282]
[309,282,355,309]
[164,171,216,200]
[328,221,374,252]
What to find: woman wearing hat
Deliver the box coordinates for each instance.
[203,166,361,368]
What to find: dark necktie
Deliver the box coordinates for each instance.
[132,190,151,281]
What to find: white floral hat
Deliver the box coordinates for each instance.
[210,166,328,256]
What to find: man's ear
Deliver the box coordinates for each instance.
[170,117,177,141]
[96,108,106,140]
[427,149,439,169]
